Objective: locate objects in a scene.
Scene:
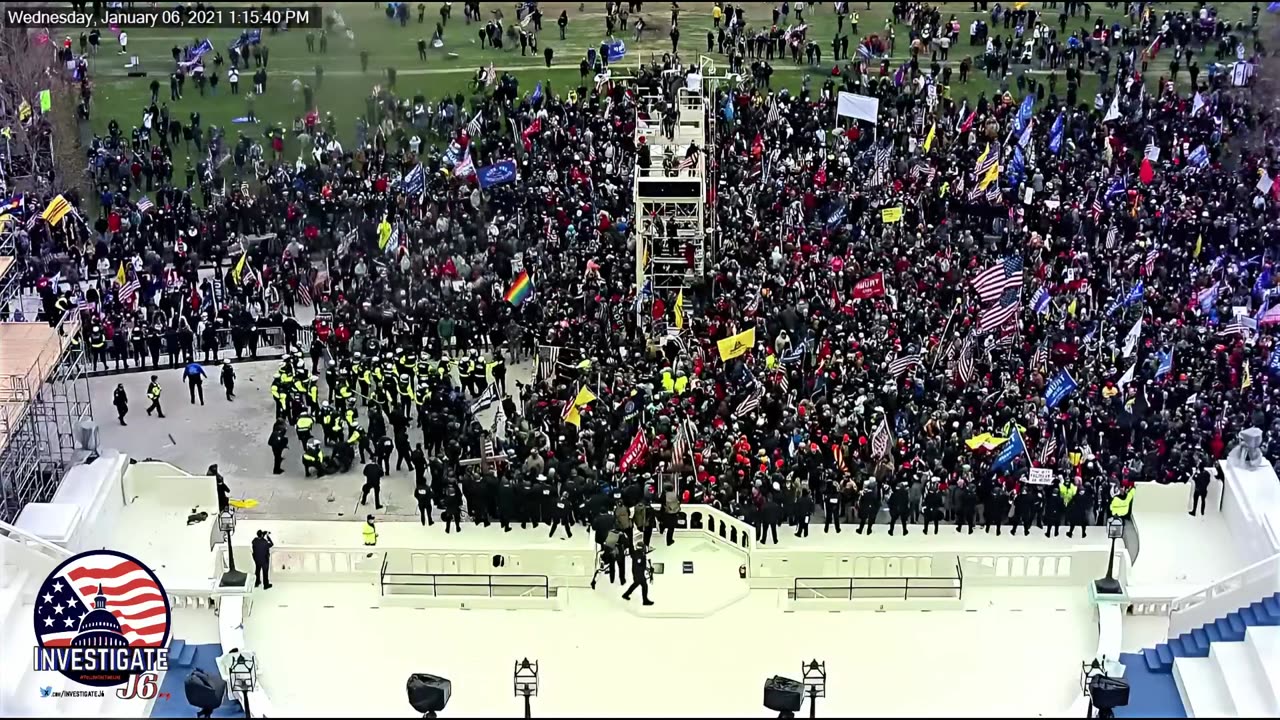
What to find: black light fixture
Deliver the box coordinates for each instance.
[1094,517,1126,595]
[801,660,826,718]
[763,676,804,718]
[227,651,257,718]
[513,658,539,719]
[218,508,247,588]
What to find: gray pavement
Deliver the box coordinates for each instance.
[88,352,537,521]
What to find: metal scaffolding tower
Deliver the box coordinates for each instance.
[0,313,92,522]
[633,57,724,324]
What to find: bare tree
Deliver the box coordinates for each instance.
[0,27,84,194]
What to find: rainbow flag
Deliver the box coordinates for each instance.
[505,270,533,306]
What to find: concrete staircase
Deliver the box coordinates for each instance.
[1121,593,1280,717]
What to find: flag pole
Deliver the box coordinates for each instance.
[929,297,962,371]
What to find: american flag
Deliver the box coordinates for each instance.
[677,152,698,172]
[1090,190,1104,220]
[743,287,761,315]
[671,420,693,467]
[911,162,936,184]
[995,324,1017,347]
[957,335,977,383]
[871,415,893,458]
[136,196,154,213]
[1142,248,1159,276]
[734,382,765,418]
[1032,343,1048,372]
[480,63,497,86]
[466,111,484,138]
[117,277,141,307]
[887,353,922,377]
[774,369,790,396]
[35,554,168,648]
[1036,428,1058,466]
[976,286,1022,333]
[470,382,498,414]
[535,345,560,383]
[482,435,496,459]
[766,98,781,125]
[297,282,313,307]
[493,400,508,440]
[1105,225,1120,249]
[1219,318,1251,337]
[972,256,1024,304]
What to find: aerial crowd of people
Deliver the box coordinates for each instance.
[2,1,1272,557]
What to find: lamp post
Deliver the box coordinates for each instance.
[228,651,257,718]
[513,658,539,719]
[1094,517,1126,595]
[218,508,247,588]
[801,660,826,719]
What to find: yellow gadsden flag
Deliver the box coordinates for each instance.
[232,251,249,284]
[114,262,127,286]
[572,385,598,408]
[922,122,936,152]
[674,289,685,329]
[716,327,756,361]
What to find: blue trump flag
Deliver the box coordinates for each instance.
[604,38,627,62]
[1155,349,1174,379]
[1106,281,1144,316]
[531,81,543,105]
[1007,146,1026,185]
[1268,345,1280,375]
[400,164,425,197]
[1045,369,1079,408]
[1048,113,1065,155]
[991,426,1026,471]
[477,159,519,190]
[1253,266,1272,298]
[1013,94,1035,135]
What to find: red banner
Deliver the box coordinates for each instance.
[852,272,886,299]
[618,428,649,473]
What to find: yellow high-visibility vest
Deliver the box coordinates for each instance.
[362,522,378,546]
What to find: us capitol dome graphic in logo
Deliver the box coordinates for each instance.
[32,550,172,688]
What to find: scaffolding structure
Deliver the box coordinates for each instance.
[633,57,724,306]
[0,313,91,522]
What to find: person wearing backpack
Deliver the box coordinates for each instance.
[660,484,680,546]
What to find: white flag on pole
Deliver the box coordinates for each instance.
[1122,317,1142,358]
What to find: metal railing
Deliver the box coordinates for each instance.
[792,559,964,602]
[380,563,550,599]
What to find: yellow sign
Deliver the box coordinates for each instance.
[716,328,756,361]
[881,206,903,223]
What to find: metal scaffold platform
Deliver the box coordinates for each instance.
[0,313,92,522]
[0,255,17,314]
[633,56,723,306]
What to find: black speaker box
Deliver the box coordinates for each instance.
[763,675,804,713]
[1088,674,1130,709]
[407,673,452,713]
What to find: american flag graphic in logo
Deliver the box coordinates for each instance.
[33,550,170,687]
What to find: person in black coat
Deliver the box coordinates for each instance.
[888,482,910,535]
[113,383,129,425]
[251,530,273,589]
[955,480,977,534]
[759,492,781,545]
[1011,485,1041,536]
[548,490,574,538]
[621,542,653,605]
[443,482,463,533]
[361,461,384,509]
[985,483,1010,536]
[496,476,516,531]
[1042,485,1064,538]
[794,487,814,537]
[1191,465,1212,516]
[822,480,842,533]
[856,479,880,534]
[414,481,434,526]
[922,481,944,534]
[268,420,289,474]
[211,465,230,512]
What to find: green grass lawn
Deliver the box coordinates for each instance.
[74,1,1267,177]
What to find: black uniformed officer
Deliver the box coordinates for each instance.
[251,530,273,589]
[414,481,434,526]
[621,542,654,605]
[548,490,574,539]
[497,475,516,531]
[985,483,1010,536]
[113,383,129,425]
[794,487,814,537]
[922,480,944,534]
[442,482,463,533]
[361,461,384,509]
[888,482,910,536]
[268,420,289,474]
[856,479,880,535]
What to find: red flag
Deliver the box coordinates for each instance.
[1138,157,1155,185]
[751,133,764,158]
[814,166,828,186]
[959,109,978,133]
[651,297,666,321]
[852,271,886,299]
[619,428,649,473]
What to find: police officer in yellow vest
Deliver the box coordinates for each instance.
[145,375,165,418]
[661,366,675,393]
[673,369,689,395]
[295,412,315,442]
[362,514,378,548]
[302,436,326,477]
[1110,482,1135,521]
